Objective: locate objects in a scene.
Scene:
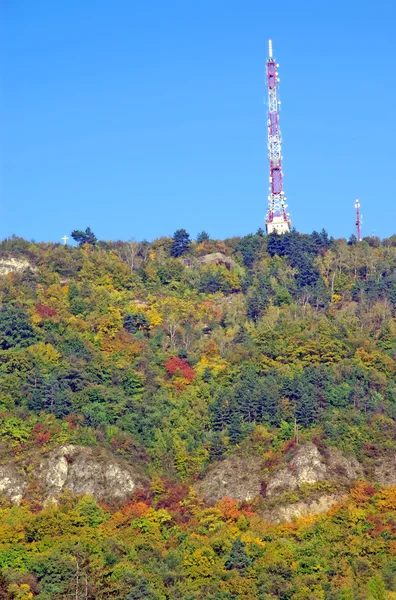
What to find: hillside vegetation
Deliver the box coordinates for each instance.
[0,229,395,599]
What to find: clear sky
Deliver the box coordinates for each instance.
[1,0,395,243]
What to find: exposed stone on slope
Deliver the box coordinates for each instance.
[195,442,365,517]
[0,257,35,276]
[373,455,396,486]
[266,443,363,498]
[261,493,346,524]
[0,464,27,504]
[266,443,327,498]
[194,454,265,503]
[198,253,236,269]
[325,446,364,482]
[39,445,144,503]
[0,445,146,505]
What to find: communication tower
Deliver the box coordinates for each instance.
[266,40,291,234]
[355,199,362,241]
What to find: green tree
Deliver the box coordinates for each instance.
[225,537,252,574]
[235,234,262,267]
[123,312,150,334]
[0,305,36,350]
[196,230,210,243]
[71,227,97,247]
[368,575,388,600]
[170,229,191,257]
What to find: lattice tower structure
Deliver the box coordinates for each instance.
[355,199,362,241]
[266,40,291,234]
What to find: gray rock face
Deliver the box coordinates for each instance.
[261,493,346,524]
[373,455,396,486]
[266,443,327,498]
[0,464,28,504]
[0,445,144,505]
[195,442,366,522]
[40,445,140,502]
[0,258,34,276]
[194,454,265,503]
[266,443,363,498]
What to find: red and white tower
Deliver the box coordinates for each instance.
[266,40,291,234]
[355,199,362,241]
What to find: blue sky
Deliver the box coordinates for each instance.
[1,0,395,243]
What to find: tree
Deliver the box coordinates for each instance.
[119,238,140,272]
[71,227,97,247]
[235,234,262,267]
[123,312,150,334]
[368,575,388,600]
[225,537,252,574]
[196,231,210,243]
[170,229,191,257]
[0,305,36,350]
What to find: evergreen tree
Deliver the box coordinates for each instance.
[196,230,210,243]
[124,312,150,334]
[71,227,97,247]
[0,305,36,350]
[225,537,253,574]
[236,234,262,267]
[228,413,243,444]
[170,229,191,257]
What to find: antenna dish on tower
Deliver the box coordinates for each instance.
[265,40,291,234]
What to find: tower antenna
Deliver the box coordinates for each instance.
[355,199,362,241]
[265,40,291,234]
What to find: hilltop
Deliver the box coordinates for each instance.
[0,229,395,599]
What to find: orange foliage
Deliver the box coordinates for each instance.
[350,481,377,504]
[100,329,143,357]
[217,497,241,522]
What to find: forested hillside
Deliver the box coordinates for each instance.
[0,229,395,599]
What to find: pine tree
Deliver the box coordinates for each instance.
[170,229,191,257]
[71,227,97,247]
[196,230,210,243]
[225,538,252,575]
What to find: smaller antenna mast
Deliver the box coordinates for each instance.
[355,199,362,241]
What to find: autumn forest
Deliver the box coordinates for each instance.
[0,228,395,600]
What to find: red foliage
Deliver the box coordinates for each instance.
[165,356,196,383]
[363,442,382,458]
[35,303,57,319]
[32,423,51,446]
[130,488,154,506]
[156,479,189,514]
[350,481,377,504]
[66,414,80,430]
[282,439,296,454]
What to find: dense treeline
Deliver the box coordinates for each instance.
[0,229,395,598]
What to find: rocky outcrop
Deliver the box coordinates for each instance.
[194,454,265,503]
[0,258,35,277]
[265,443,363,498]
[0,445,146,505]
[373,455,396,486]
[261,493,345,524]
[40,445,143,503]
[195,443,364,507]
[0,464,28,504]
[198,253,236,269]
